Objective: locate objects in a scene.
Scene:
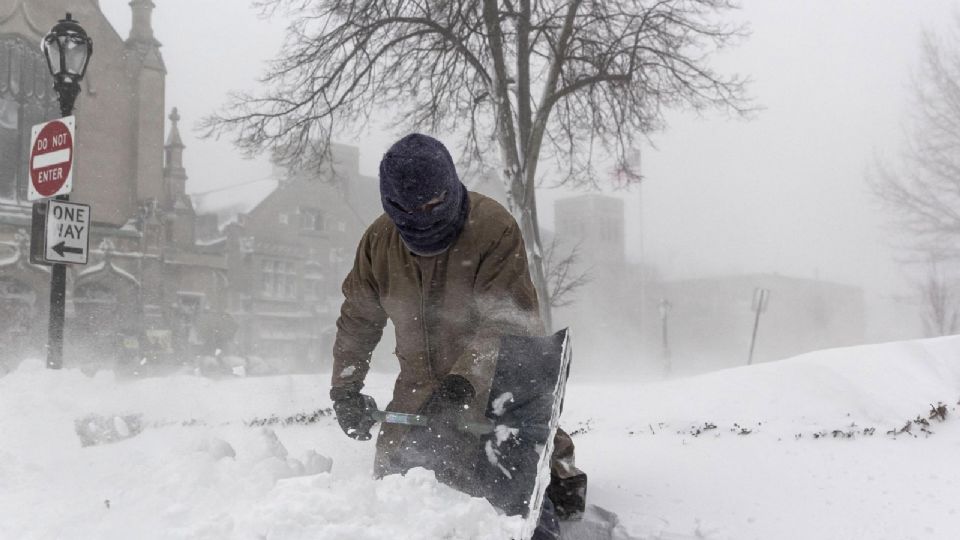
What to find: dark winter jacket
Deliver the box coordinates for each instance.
[331,191,543,474]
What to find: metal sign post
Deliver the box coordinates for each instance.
[747,287,770,366]
[658,298,672,374]
[37,13,93,369]
[28,117,80,369]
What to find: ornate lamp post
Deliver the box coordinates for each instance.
[40,13,92,369]
[41,13,93,117]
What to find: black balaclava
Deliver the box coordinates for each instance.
[379,133,470,256]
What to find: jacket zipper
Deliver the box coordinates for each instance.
[416,259,435,381]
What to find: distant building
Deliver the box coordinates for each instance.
[215,145,380,371]
[550,193,639,372]
[547,192,867,374]
[554,194,626,272]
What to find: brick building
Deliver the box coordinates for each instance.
[212,145,380,371]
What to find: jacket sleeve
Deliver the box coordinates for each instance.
[448,220,543,408]
[330,230,388,397]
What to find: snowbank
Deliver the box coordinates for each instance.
[3,335,960,539]
[561,335,960,539]
[0,359,520,540]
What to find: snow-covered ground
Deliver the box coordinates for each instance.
[2,335,959,539]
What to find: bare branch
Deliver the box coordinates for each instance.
[868,20,960,260]
[918,257,960,337]
[206,0,752,329]
[868,19,960,335]
[542,236,590,308]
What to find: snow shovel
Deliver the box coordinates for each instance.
[368,329,572,540]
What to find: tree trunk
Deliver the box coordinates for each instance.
[482,0,553,332]
[499,159,553,333]
[519,189,553,333]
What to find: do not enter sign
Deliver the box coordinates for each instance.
[28,116,75,201]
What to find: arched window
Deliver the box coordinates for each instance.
[0,36,59,204]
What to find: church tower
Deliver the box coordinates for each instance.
[162,107,194,247]
[163,107,187,209]
[127,0,166,203]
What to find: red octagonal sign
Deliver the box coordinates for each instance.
[28,116,75,201]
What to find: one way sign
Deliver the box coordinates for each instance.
[45,200,90,264]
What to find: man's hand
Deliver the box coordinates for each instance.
[330,383,377,441]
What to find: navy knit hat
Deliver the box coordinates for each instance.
[379,134,469,256]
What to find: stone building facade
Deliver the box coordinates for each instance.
[0,1,253,373]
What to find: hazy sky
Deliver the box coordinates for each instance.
[98,0,958,298]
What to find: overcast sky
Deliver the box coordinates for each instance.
[99,0,957,299]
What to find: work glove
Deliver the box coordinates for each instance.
[330,383,377,441]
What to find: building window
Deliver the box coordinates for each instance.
[304,263,324,300]
[261,259,297,299]
[300,207,325,233]
[329,247,345,265]
[176,292,204,315]
[0,37,59,205]
[278,213,288,225]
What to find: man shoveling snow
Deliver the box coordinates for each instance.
[328,133,586,539]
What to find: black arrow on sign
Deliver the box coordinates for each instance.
[52,241,83,257]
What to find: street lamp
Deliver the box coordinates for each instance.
[40,13,92,369]
[41,13,93,117]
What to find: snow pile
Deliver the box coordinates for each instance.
[0,359,520,540]
[245,468,518,540]
[567,335,960,436]
[3,335,960,539]
[561,335,960,539]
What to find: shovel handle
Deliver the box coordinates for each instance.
[368,409,429,427]
[368,409,553,440]
[368,409,497,436]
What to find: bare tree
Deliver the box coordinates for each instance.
[204,0,751,329]
[870,24,960,258]
[919,258,959,337]
[542,237,589,308]
[869,22,960,332]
